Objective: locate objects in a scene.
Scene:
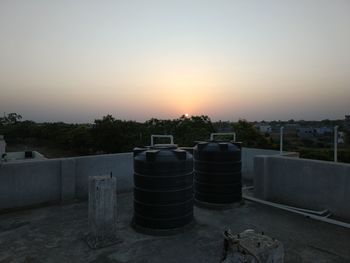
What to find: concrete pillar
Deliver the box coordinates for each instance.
[86,174,119,249]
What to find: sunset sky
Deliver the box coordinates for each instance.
[0,0,349,123]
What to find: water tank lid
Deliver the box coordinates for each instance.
[196,140,238,143]
[195,141,242,151]
[200,139,242,144]
[150,144,178,149]
[209,139,233,142]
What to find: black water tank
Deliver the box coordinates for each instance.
[25,151,33,158]
[132,135,194,233]
[193,133,242,206]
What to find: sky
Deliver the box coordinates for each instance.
[0,0,349,123]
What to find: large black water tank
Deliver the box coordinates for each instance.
[193,133,242,206]
[132,135,194,233]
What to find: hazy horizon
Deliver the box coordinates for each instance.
[1,0,349,123]
[1,111,348,124]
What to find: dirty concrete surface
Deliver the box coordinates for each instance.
[0,192,349,263]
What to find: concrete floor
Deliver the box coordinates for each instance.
[0,192,349,263]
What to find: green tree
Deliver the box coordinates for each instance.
[143,115,215,146]
[233,119,273,148]
[91,115,144,153]
[0,112,22,126]
[174,115,215,146]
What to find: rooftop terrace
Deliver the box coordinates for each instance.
[1,192,349,263]
[1,151,46,163]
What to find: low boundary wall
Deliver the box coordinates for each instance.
[0,148,296,211]
[254,156,350,220]
[0,153,133,211]
[241,148,298,181]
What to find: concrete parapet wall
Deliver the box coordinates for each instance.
[254,156,350,219]
[241,148,298,181]
[75,153,133,199]
[0,160,61,209]
[0,153,133,211]
[0,148,297,211]
[2,151,46,162]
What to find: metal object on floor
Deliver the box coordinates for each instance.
[221,229,284,263]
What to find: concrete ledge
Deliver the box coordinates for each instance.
[75,153,133,199]
[254,156,350,220]
[0,153,133,211]
[242,148,298,181]
[0,160,61,210]
[0,148,300,212]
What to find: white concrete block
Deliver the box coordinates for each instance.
[87,174,119,249]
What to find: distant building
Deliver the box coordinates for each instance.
[0,135,46,163]
[345,115,350,131]
[1,151,46,163]
[215,121,233,132]
[284,124,300,135]
[338,132,345,144]
[314,127,332,136]
[297,128,315,138]
[285,124,300,128]
[270,125,282,134]
[258,125,272,134]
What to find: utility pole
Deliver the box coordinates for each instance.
[280,126,284,154]
[334,126,338,162]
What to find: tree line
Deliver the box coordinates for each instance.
[0,113,273,156]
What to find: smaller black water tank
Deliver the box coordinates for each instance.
[132,135,194,234]
[193,133,242,206]
[25,151,33,158]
